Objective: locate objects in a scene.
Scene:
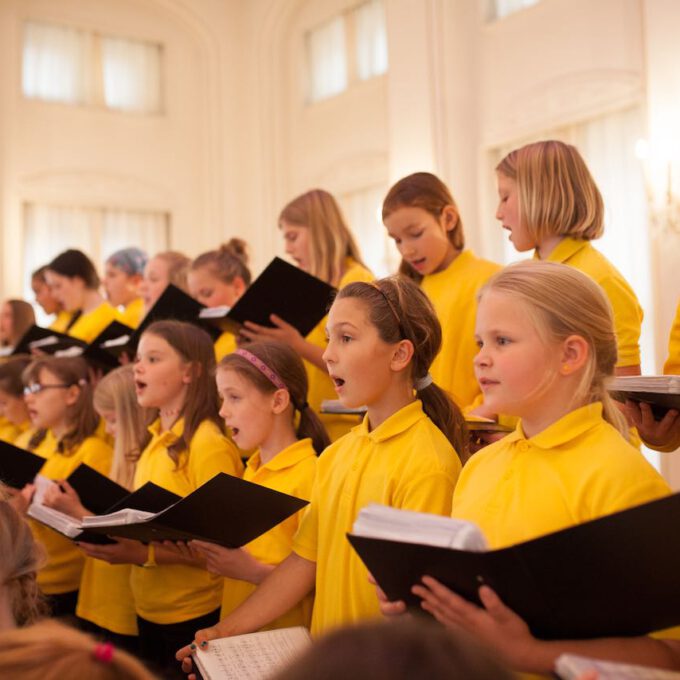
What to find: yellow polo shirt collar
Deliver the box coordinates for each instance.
[147,416,184,448]
[353,400,426,443]
[538,236,590,263]
[511,402,604,451]
[246,438,316,474]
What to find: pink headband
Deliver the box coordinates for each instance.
[93,642,114,663]
[235,349,286,390]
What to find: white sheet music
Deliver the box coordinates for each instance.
[193,627,312,680]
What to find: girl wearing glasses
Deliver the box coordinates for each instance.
[17,356,112,619]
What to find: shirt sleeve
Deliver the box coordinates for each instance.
[598,274,643,368]
[292,479,320,563]
[81,439,113,477]
[188,422,245,488]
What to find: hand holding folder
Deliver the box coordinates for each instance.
[349,493,680,640]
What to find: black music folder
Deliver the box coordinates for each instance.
[198,257,336,338]
[12,325,87,357]
[608,375,680,419]
[80,321,135,370]
[0,440,45,488]
[348,492,680,640]
[127,284,219,350]
[82,472,308,547]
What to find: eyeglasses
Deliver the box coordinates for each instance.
[23,383,72,396]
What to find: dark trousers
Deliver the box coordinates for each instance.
[44,590,79,619]
[78,617,140,657]
[137,608,220,680]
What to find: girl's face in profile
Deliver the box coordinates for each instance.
[187,267,243,308]
[139,257,170,312]
[496,173,534,252]
[323,297,399,409]
[280,221,311,273]
[45,272,85,312]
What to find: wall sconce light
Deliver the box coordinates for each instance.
[636,138,680,235]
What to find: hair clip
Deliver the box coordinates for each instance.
[93,642,114,664]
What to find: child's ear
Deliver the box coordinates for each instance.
[271,388,291,415]
[559,334,589,375]
[441,205,459,233]
[182,362,199,385]
[64,384,80,407]
[391,339,414,372]
[232,276,247,299]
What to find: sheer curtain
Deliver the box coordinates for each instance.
[22,22,92,104]
[100,210,168,260]
[355,0,388,81]
[306,16,347,102]
[22,203,169,325]
[102,37,162,113]
[340,185,397,277]
[492,0,541,20]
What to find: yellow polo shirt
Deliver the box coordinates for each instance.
[421,250,500,409]
[664,301,680,375]
[220,439,317,627]
[13,426,41,452]
[67,302,120,344]
[49,311,73,333]
[214,332,237,363]
[0,417,21,444]
[119,297,144,329]
[293,400,461,635]
[31,435,113,595]
[451,402,670,547]
[129,417,244,624]
[540,238,643,368]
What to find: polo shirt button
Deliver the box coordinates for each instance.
[517,441,530,452]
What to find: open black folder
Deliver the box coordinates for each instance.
[28,464,181,545]
[348,492,680,640]
[608,375,680,419]
[82,472,308,547]
[12,325,87,357]
[198,257,336,338]
[0,440,45,489]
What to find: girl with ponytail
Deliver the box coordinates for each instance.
[186,341,328,629]
[176,276,465,669]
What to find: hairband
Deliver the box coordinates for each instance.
[235,349,286,390]
[368,282,406,339]
[415,373,433,391]
[93,641,114,664]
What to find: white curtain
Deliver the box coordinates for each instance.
[22,21,91,104]
[340,185,398,277]
[355,0,388,81]
[100,210,168,261]
[306,16,347,102]
[102,37,162,113]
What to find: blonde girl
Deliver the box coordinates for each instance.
[0,299,35,351]
[103,248,148,328]
[20,357,112,618]
[496,140,643,376]
[0,498,47,628]
[187,239,252,360]
[241,189,373,441]
[45,250,119,343]
[0,620,157,680]
[139,251,191,314]
[177,276,466,672]
[383,172,500,409]
[78,320,243,677]
[379,261,672,675]
[0,356,33,444]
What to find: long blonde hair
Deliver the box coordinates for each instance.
[0,620,157,679]
[93,366,152,489]
[496,140,604,244]
[0,498,47,626]
[279,189,365,286]
[479,261,627,436]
